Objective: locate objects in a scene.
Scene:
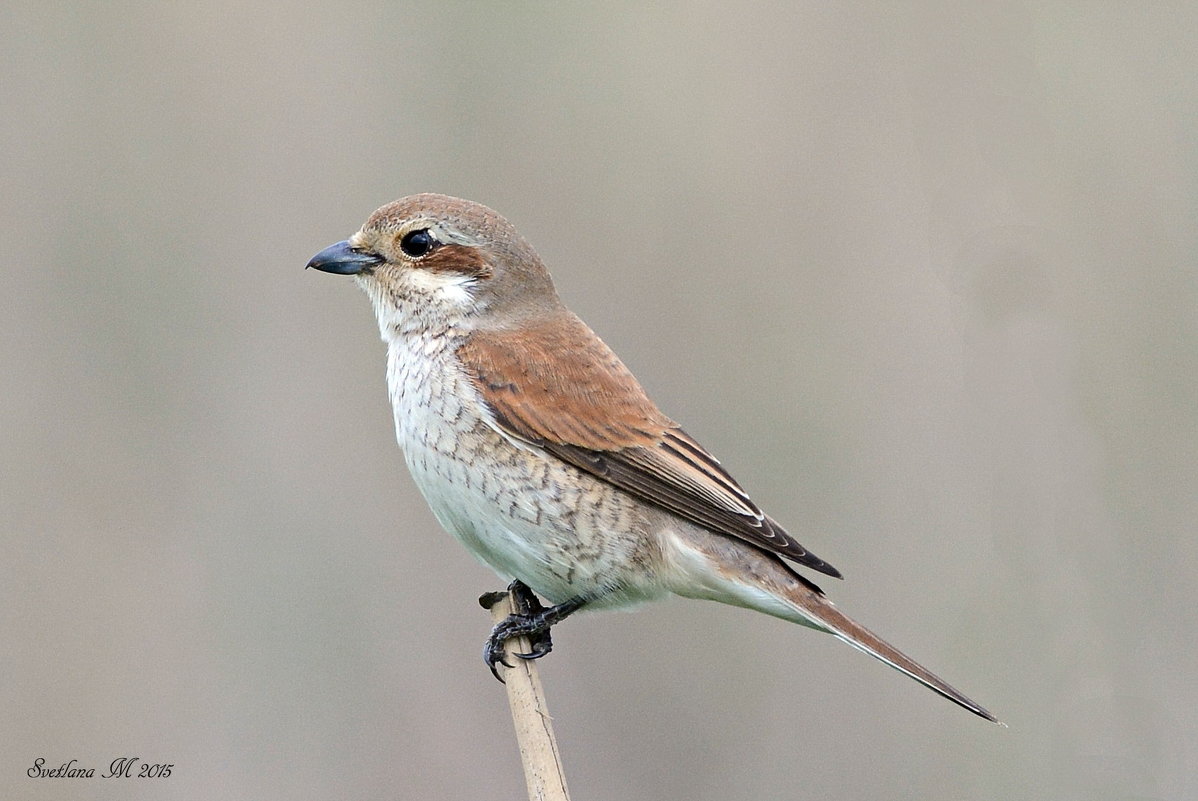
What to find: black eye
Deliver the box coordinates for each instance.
[400,229,435,258]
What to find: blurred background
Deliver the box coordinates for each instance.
[3,2,1195,799]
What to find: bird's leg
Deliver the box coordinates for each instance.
[479,580,586,682]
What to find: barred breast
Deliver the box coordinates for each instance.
[384,330,669,607]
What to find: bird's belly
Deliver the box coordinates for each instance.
[387,339,668,606]
[400,423,665,607]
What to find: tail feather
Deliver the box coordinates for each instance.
[663,527,1000,723]
[797,595,1000,723]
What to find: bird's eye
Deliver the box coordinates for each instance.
[400,229,435,258]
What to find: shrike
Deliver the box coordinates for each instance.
[308,194,997,722]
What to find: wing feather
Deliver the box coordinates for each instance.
[457,314,842,579]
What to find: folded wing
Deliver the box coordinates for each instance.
[457,313,842,579]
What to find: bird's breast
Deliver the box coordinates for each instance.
[382,332,668,605]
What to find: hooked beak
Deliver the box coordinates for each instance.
[306,240,384,275]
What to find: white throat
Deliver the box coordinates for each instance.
[356,270,479,343]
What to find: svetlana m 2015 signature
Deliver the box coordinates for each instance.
[27,757,174,778]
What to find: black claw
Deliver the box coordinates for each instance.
[516,625,553,660]
[480,585,587,681]
[484,613,534,682]
[484,630,516,683]
[513,644,551,660]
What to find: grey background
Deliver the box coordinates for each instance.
[3,2,1195,799]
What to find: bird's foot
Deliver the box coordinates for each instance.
[479,581,584,682]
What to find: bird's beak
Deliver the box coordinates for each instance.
[306,240,384,275]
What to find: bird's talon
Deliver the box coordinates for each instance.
[514,649,548,660]
[481,591,584,680]
[484,647,513,682]
[516,629,554,660]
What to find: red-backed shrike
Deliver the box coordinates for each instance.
[308,194,997,722]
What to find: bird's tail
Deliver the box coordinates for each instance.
[788,586,1000,723]
[665,528,1000,723]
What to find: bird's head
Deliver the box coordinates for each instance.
[307,194,562,338]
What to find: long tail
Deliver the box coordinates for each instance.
[665,529,1000,723]
[793,588,1000,723]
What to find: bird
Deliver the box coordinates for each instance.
[307,193,998,723]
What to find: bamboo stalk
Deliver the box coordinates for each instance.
[482,590,572,801]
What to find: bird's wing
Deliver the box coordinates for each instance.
[456,313,842,579]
